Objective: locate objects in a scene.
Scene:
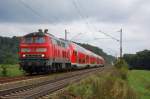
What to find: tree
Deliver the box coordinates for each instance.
[0,36,20,64]
[123,50,150,69]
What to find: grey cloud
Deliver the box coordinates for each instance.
[0,0,144,24]
[0,0,80,23]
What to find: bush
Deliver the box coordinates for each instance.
[114,59,129,80]
[0,64,24,77]
[0,64,8,76]
[114,59,128,69]
[110,68,128,80]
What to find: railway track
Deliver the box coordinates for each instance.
[0,67,104,99]
[0,75,47,84]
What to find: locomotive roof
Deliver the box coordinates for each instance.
[24,32,54,37]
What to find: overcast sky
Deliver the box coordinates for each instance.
[0,0,149,56]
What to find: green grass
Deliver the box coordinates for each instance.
[0,64,24,77]
[128,70,150,99]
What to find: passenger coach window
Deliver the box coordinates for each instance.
[56,40,61,46]
[52,39,57,45]
[73,51,77,56]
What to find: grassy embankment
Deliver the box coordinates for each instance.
[52,60,140,99]
[52,60,150,99]
[53,68,138,99]
[0,64,24,77]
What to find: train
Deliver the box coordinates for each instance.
[19,29,105,74]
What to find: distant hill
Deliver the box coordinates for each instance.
[0,36,115,64]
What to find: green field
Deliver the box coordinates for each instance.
[0,64,24,77]
[128,70,150,99]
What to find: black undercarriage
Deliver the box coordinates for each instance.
[19,58,71,74]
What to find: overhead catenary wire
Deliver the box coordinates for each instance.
[93,39,119,57]
[71,0,120,57]
[19,0,57,23]
[72,0,119,42]
[70,32,83,40]
[82,38,119,57]
[99,30,119,42]
[18,0,69,30]
[71,0,100,44]
[72,0,94,32]
[19,0,118,42]
[19,0,73,40]
[73,0,121,43]
[74,0,97,31]
[19,0,42,18]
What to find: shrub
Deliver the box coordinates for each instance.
[114,59,129,80]
[0,64,24,77]
[109,68,128,80]
[114,59,128,70]
[0,64,8,76]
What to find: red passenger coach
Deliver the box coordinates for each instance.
[19,29,105,74]
[69,42,105,68]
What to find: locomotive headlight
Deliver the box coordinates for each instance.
[21,48,30,52]
[41,54,45,57]
[22,54,26,57]
[36,48,47,52]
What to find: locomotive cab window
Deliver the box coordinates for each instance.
[61,42,66,48]
[22,37,33,43]
[22,36,46,43]
[34,37,45,43]
[56,40,60,46]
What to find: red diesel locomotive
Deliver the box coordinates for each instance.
[19,29,105,74]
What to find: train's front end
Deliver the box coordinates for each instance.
[19,30,52,74]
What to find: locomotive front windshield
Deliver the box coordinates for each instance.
[22,36,45,43]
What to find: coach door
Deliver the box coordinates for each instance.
[86,55,89,64]
[72,50,77,63]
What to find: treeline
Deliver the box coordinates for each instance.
[0,36,115,64]
[0,36,20,64]
[77,43,115,64]
[123,50,150,69]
